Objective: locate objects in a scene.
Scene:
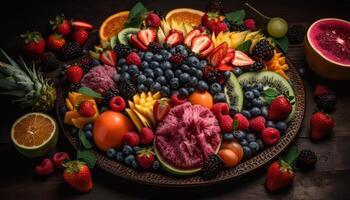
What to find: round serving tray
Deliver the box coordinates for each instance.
[56,54,305,187]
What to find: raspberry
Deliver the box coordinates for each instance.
[52,152,70,169]
[233,113,249,130]
[145,13,161,28]
[314,84,334,97]
[261,128,280,145]
[35,159,55,176]
[169,53,185,66]
[296,149,317,171]
[219,115,234,132]
[244,19,256,31]
[123,131,140,147]
[126,52,141,66]
[140,127,154,145]
[249,116,266,133]
[170,94,187,107]
[211,103,229,119]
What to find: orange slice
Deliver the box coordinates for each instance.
[99,11,129,41]
[165,8,205,27]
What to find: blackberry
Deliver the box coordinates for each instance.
[61,42,83,60]
[40,52,59,72]
[153,8,164,18]
[114,43,132,58]
[201,154,224,180]
[148,42,162,53]
[316,94,336,112]
[169,53,186,66]
[296,149,317,171]
[243,61,265,72]
[252,39,274,61]
[202,66,226,84]
[79,55,92,73]
[69,83,81,92]
[226,20,248,32]
[287,24,306,44]
[206,0,224,14]
[104,89,120,106]
[118,77,137,100]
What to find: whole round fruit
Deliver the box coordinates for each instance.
[188,91,213,109]
[218,149,239,168]
[221,140,244,162]
[93,111,134,151]
[267,17,288,38]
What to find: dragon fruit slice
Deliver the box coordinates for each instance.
[81,64,117,95]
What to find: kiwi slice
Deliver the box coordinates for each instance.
[238,71,296,122]
[224,72,244,112]
[118,28,140,45]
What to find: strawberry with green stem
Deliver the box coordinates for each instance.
[63,160,93,192]
[20,31,46,57]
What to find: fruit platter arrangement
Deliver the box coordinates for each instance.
[0,0,310,188]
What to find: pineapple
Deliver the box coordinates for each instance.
[0,49,56,111]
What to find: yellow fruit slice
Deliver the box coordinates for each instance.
[66,99,74,111]
[140,92,147,99]
[72,112,99,129]
[126,108,143,131]
[99,11,129,41]
[133,93,141,104]
[165,8,204,27]
[11,113,58,157]
[152,92,161,100]
[133,109,153,129]
[64,110,80,125]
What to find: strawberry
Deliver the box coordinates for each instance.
[79,100,96,117]
[99,50,117,66]
[66,65,83,83]
[201,12,220,28]
[232,50,255,66]
[52,152,70,169]
[190,35,212,54]
[208,42,228,66]
[50,14,71,36]
[123,131,140,147]
[310,112,334,141]
[219,114,234,132]
[126,52,141,66]
[109,96,126,112]
[244,19,256,31]
[261,127,280,145]
[140,127,154,145]
[72,20,94,30]
[233,113,249,130]
[221,51,235,65]
[266,160,295,192]
[165,31,184,47]
[145,13,161,28]
[136,147,155,169]
[35,158,55,175]
[217,64,233,71]
[249,116,266,133]
[211,102,229,119]
[170,94,187,107]
[184,29,201,47]
[20,31,46,57]
[268,96,292,121]
[129,34,147,51]
[72,30,89,45]
[63,161,93,192]
[314,84,333,97]
[212,22,228,35]
[137,29,156,46]
[47,34,65,51]
[199,42,214,58]
[153,99,170,121]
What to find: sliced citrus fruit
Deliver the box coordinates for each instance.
[99,11,129,41]
[11,113,58,157]
[165,8,205,27]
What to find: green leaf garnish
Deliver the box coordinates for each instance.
[77,150,97,169]
[232,120,239,131]
[282,146,298,168]
[79,129,94,149]
[272,36,289,54]
[124,2,148,28]
[236,40,252,54]
[263,88,280,97]
[78,87,103,99]
[225,9,246,24]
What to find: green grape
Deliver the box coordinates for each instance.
[267,17,288,38]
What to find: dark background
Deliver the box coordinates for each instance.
[0,0,350,199]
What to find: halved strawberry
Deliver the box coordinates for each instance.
[221,51,235,64]
[199,41,214,58]
[227,48,235,53]
[232,50,255,66]
[165,31,184,47]
[137,29,156,46]
[72,20,94,30]
[191,35,212,54]
[217,64,233,71]
[99,50,116,66]
[184,29,201,47]
[130,35,147,51]
[208,42,228,66]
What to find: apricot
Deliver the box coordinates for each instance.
[221,140,244,162]
[218,149,239,168]
[188,91,213,109]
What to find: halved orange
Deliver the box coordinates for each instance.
[165,8,205,27]
[99,11,129,41]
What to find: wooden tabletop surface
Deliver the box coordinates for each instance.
[0,0,350,199]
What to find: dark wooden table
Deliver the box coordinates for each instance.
[1,0,350,199]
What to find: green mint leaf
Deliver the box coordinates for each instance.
[77,150,97,169]
[124,2,148,28]
[225,9,246,24]
[78,87,103,99]
[263,88,280,97]
[232,120,239,131]
[79,129,94,149]
[263,96,275,104]
[272,36,289,54]
[236,40,252,54]
[283,146,298,168]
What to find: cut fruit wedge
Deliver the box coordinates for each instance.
[165,8,204,27]
[99,11,129,41]
[11,113,58,157]
[232,50,255,66]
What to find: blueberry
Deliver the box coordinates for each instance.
[174,69,182,77]
[150,61,160,69]
[124,155,135,166]
[164,69,174,80]
[137,84,147,92]
[243,84,252,92]
[160,49,168,55]
[121,72,131,80]
[170,77,180,89]
[61,105,67,113]
[92,59,100,66]
[214,92,226,102]
[170,48,176,54]
[84,130,93,140]
[242,146,252,159]
[249,142,259,153]
[137,51,144,59]
[140,61,149,70]
[145,78,154,86]
[223,133,234,141]
[252,89,261,97]
[256,139,264,150]
[99,106,109,113]
[83,123,93,131]
[115,151,124,161]
[233,67,242,77]
[160,61,172,70]
[197,80,209,91]
[266,121,276,128]
[107,148,116,158]
[133,146,141,153]
[113,74,121,82]
[195,69,203,79]
[189,76,198,87]
[176,45,185,51]
[189,67,198,76]
[180,49,188,57]
[179,88,189,97]
[245,91,254,101]
[179,73,191,84]
[156,76,167,85]
[153,54,163,62]
[154,68,163,77]
[152,160,160,171]
[276,121,287,134]
[252,98,264,107]
[131,160,138,169]
[210,83,222,94]
[122,145,133,155]
[256,83,264,91]
[180,64,190,72]
[144,52,153,61]
[163,52,172,60]
[233,130,246,141]
[150,82,162,92]
[199,60,207,68]
[240,139,249,146]
[229,106,239,116]
[128,65,139,76]
[224,71,231,79]
[116,66,122,72]
[250,107,261,117]
[160,86,170,96]
[241,110,252,119]
[118,58,126,66]
[121,64,129,73]
[137,74,147,84]
[187,87,195,94]
[261,106,268,118]
[188,56,200,68]
[144,69,154,78]
[246,133,256,142]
